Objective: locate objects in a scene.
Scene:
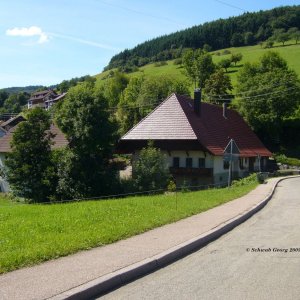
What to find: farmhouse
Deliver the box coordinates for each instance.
[28,90,67,110]
[118,91,272,186]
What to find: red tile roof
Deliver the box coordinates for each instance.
[121,93,272,157]
[0,123,68,153]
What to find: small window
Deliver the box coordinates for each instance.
[186,157,193,168]
[239,158,244,170]
[224,161,229,170]
[198,158,205,168]
[173,157,180,168]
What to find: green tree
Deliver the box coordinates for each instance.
[182,49,215,88]
[117,75,190,135]
[288,27,300,44]
[236,51,300,144]
[0,90,9,107]
[218,58,231,72]
[231,53,243,66]
[98,71,129,107]
[277,32,290,46]
[264,39,274,48]
[117,76,145,135]
[2,92,29,113]
[4,108,55,202]
[133,142,170,191]
[244,31,255,45]
[230,33,244,47]
[55,81,117,199]
[203,69,233,103]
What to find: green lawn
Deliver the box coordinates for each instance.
[0,182,257,274]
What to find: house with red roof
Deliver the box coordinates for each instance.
[118,90,272,186]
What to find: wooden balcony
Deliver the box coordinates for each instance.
[169,167,213,176]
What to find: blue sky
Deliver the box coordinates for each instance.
[0,0,299,88]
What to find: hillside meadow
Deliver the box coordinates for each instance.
[0,180,257,274]
[95,41,300,93]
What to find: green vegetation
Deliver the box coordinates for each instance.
[4,108,56,202]
[55,80,118,200]
[236,51,300,149]
[106,5,300,70]
[274,154,300,167]
[132,142,170,191]
[95,42,300,95]
[0,177,257,274]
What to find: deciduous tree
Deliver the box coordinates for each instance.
[4,108,55,202]
[182,49,215,88]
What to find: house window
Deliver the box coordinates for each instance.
[173,157,180,168]
[224,160,230,170]
[198,158,205,168]
[239,158,244,170]
[186,157,193,168]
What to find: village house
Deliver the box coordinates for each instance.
[0,121,68,192]
[27,89,67,110]
[118,91,272,187]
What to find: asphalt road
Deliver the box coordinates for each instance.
[98,177,300,300]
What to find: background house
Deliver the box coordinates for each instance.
[118,92,272,187]
[28,90,66,110]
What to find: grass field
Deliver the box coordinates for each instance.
[95,42,300,93]
[0,181,257,274]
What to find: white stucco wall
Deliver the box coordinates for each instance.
[0,153,10,192]
[132,149,262,186]
[162,150,213,168]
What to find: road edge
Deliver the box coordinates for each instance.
[50,175,300,300]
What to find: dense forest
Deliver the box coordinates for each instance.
[106,5,300,71]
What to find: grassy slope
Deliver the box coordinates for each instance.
[96,42,300,93]
[0,182,257,273]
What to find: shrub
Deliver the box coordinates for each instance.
[222,49,231,55]
[231,173,258,186]
[173,58,182,65]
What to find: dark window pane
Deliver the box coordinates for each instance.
[198,158,205,168]
[186,157,193,168]
[173,157,180,168]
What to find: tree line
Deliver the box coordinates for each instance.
[105,5,300,71]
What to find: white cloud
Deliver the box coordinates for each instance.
[6,26,49,44]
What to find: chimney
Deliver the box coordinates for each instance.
[223,102,228,119]
[194,88,201,116]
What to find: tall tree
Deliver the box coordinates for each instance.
[117,75,190,135]
[218,58,232,72]
[288,27,300,44]
[236,51,300,144]
[55,81,117,199]
[182,49,215,88]
[203,69,233,103]
[231,53,243,66]
[4,108,55,202]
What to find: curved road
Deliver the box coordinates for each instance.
[99,177,300,300]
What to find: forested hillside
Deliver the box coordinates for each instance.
[106,5,300,71]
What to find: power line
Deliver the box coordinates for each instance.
[212,0,246,12]
[206,78,298,98]
[96,0,187,27]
